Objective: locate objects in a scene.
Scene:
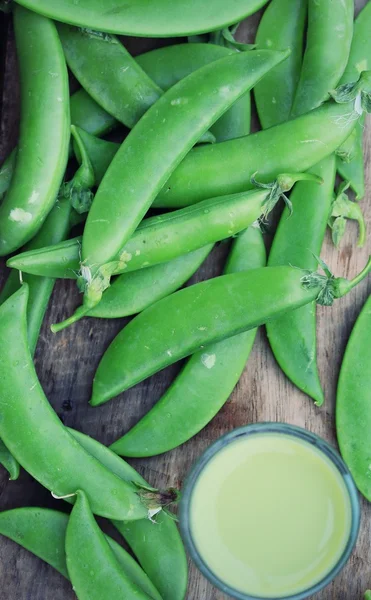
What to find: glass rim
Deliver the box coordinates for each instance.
[179,422,361,600]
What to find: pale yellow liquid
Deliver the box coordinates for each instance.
[190,433,352,598]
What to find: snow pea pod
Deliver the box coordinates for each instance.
[0,285,167,521]
[337,2,371,200]
[290,0,353,118]
[154,88,366,208]
[266,155,336,406]
[254,0,307,128]
[336,293,371,503]
[58,25,162,129]
[365,591,371,599]
[55,49,289,330]
[110,227,266,458]
[8,173,312,280]
[14,0,269,37]
[91,256,371,406]
[0,440,19,480]
[69,428,187,600]
[0,6,70,255]
[66,491,152,600]
[0,507,162,600]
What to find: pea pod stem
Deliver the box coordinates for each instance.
[328,182,366,248]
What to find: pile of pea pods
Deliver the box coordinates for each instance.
[0,0,371,597]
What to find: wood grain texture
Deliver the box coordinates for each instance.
[1,1,371,598]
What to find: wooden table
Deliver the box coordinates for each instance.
[0,2,370,598]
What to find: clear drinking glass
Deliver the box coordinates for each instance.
[179,422,360,600]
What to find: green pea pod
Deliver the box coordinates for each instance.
[266,155,336,406]
[8,173,312,281]
[0,6,70,255]
[63,49,289,330]
[89,246,213,319]
[365,591,371,599]
[91,251,371,406]
[336,2,371,200]
[69,428,187,600]
[14,0,269,37]
[254,0,307,128]
[0,439,20,480]
[110,227,266,458]
[137,43,251,143]
[0,508,162,600]
[0,285,171,521]
[290,0,353,117]
[66,491,153,600]
[58,25,162,129]
[154,78,370,208]
[336,293,371,503]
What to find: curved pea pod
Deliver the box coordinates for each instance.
[66,491,154,600]
[336,2,371,200]
[73,49,289,326]
[14,0,269,37]
[0,508,162,600]
[8,173,310,281]
[0,285,170,521]
[0,440,20,480]
[254,0,307,128]
[0,6,70,255]
[58,25,162,129]
[110,227,266,458]
[336,293,371,503]
[69,428,187,600]
[290,0,353,117]
[137,43,251,143]
[154,90,367,209]
[91,256,371,406]
[89,245,213,319]
[266,155,336,406]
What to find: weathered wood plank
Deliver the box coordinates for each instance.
[0,2,370,598]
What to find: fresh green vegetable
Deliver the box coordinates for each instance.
[7,173,316,281]
[254,0,307,128]
[267,156,336,406]
[14,0,269,37]
[154,74,370,208]
[52,49,290,329]
[70,428,187,600]
[0,285,169,521]
[110,227,266,458]
[337,2,371,199]
[65,491,153,600]
[91,253,371,405]
[0,507,162,599]
[290,0,354,117]
[0,6,70,255]
[336,293,371,503]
